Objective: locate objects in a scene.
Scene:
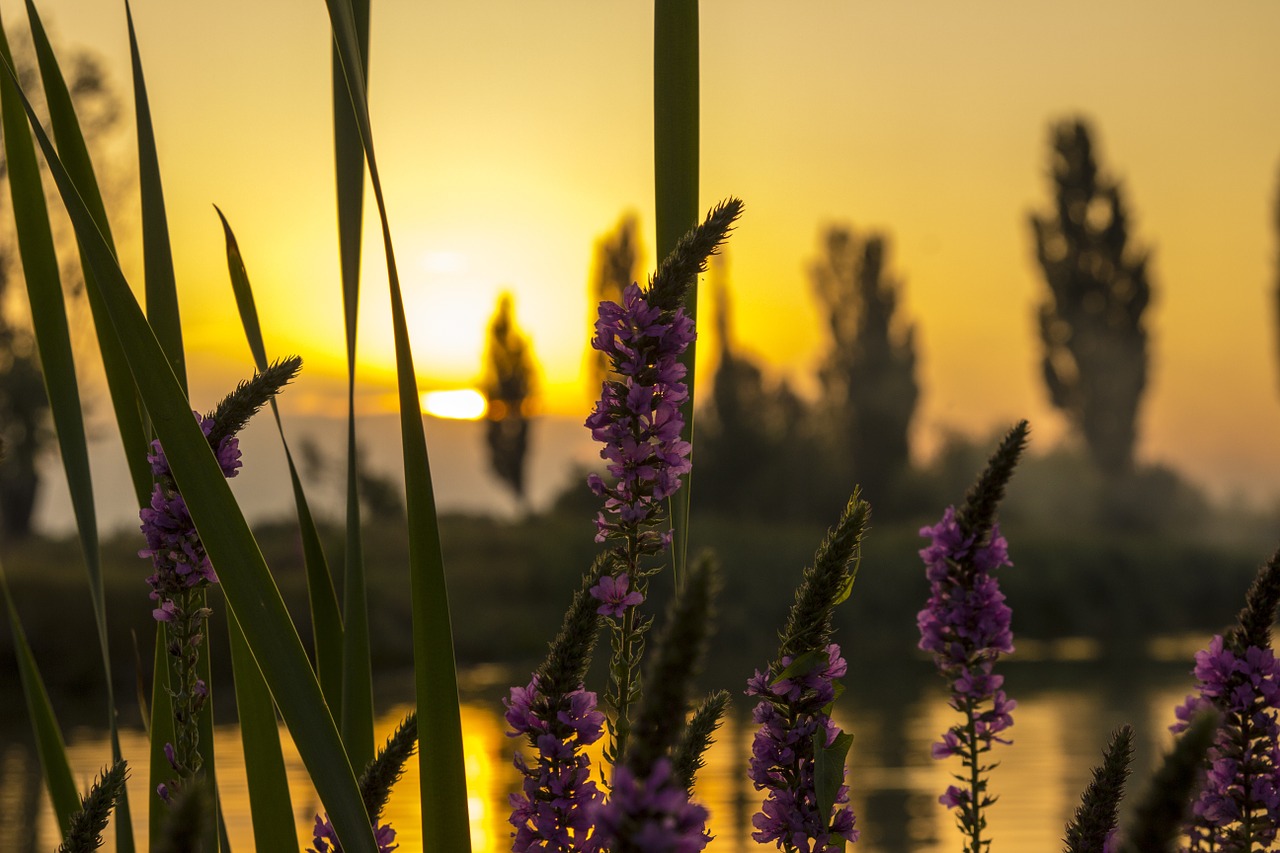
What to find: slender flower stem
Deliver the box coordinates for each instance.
[611,601,638,765]
[965,697,983,853]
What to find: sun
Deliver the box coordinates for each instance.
[420,389,488,420]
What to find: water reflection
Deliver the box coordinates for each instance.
[3,660,1197,852]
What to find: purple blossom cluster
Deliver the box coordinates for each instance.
[590,758,710,853]
[917,507,1016,767]
[590,572,644,619]
[746,644,859,852]
[308,814,398,853]
[585,283,694,547]
[1171,634,1280,850]
[139,412,242,622]
[505,675,606,852]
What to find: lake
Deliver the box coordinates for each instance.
[0,641,1209,853]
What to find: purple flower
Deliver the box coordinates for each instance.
[917,505,1016,832]
[505,675,605,852]
[1172,633,1280,849]
[308,814,398,853]
[140,412,242,622]
[585,284,695,547]
[589,572,645,618]
[745,643,859,852]
[590,758,710,853]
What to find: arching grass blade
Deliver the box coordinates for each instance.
[326,0,471,846]
[0,52,381,853]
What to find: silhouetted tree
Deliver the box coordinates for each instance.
[586,213,639,393]
[697,259,810,518]
[482,292,536,505]
[1274,162,1280,396]
[1030,118,1152,476]
[295,435,404,520]
[810,226,919,510]
[0,34,123,538]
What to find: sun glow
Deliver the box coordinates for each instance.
[420,389,488,420]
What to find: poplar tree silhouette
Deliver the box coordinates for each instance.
[697,259,808,518]
[1273,163,1280,396]
[810,226,919,509]
[482,292,536,505]
[1030,118,1152,476]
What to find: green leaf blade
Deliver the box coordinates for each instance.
[813,729,854,835]
[2,57,380,853]
[229,608,299,853]
[331,0,375,772]
[1,12,137,851]
[215,205,344,711]
[653,0,700,581]
[0,562,80,836]
[124,0,184,389]
[326,0,472,846]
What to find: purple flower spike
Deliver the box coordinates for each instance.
[505,675,605,852]
[1172,633,1280,849]
[309,814,398,853]
[746,643,860,852]
[589,572,644,618]
[591,758,710,853]
[917,504,1016,847]
[140,412,242,622]
[586,283,695,546]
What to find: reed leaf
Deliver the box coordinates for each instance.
[0,560,79,835]
[0,57,381,853]
[653,0,700,582]
[326,0,471,847]
[228,607,299,852]
[333,0,375,770]
[1,10,136,850]
[21,0,152,509]
[216,205,344,708]
[125,0,183,386]
[121,6,225,847]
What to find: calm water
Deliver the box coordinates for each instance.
[2,647,1204,852]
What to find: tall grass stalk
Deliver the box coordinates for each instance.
[654,0,699,584]
[325,0,472,845]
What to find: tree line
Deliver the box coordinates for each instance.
[544,116,1238,525]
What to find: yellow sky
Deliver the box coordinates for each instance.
[13,0,1280,499]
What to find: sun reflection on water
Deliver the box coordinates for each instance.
[9,661,1199,853]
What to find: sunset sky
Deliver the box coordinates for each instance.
[11,0,1280,501]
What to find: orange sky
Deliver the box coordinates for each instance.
[12,0,1280,501]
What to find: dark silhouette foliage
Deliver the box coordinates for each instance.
[810,226,919,510]
[1273,163,1280,396]
[0,34,123,539]
[1030,118,1152,476]
[696,266,810,519]
[482,292,536,504]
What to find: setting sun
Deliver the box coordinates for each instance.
[420,389,488,420]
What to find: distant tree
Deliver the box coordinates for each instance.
[585,214,639,393]
[696,258,810,518]
[0,35,123,539]
[1030,118,1152,475]
[810,226,919,510]
[1274,162,1280,396]
[295,435,404,520]
[482,292,537,505]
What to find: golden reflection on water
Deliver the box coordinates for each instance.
[12,664,1197,853]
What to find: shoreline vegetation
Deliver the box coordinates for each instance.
[2,474,1271,704]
